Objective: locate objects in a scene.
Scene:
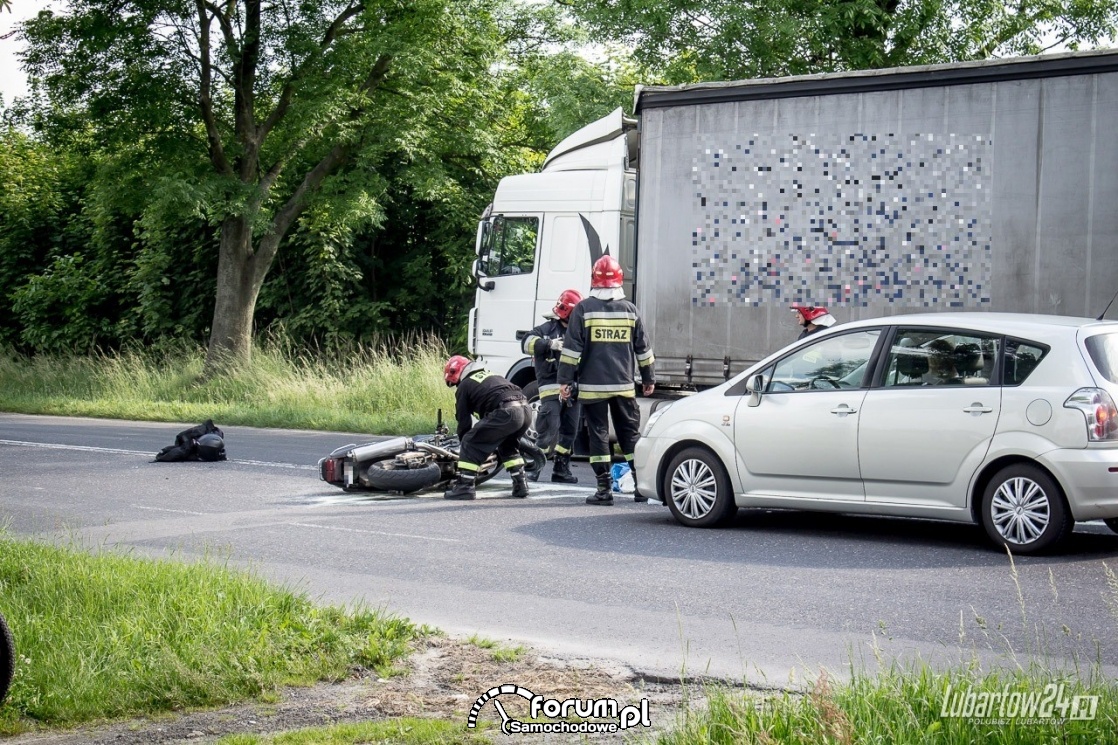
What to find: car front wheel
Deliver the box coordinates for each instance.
[980,464,1072,554]
[663,447,737,528]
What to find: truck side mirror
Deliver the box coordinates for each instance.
[746,374,765,407]
[472,259,495,291]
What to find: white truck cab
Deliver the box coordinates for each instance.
[469,108,639,393]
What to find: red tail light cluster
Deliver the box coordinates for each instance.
[1065,388,1118,442]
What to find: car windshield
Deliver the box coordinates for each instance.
[1085,332,1118,384]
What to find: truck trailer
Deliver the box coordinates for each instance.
[469,50,1118,397]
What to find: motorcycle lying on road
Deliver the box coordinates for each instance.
[319,410,545,494]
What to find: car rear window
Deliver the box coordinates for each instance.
[1084,333,1118,384]
[1003,339,1048,386]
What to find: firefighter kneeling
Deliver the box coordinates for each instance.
[443,355,532,500]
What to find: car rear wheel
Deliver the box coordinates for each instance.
[980,464,1072,554]
[663,447,737,528]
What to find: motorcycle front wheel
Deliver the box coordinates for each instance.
[364,460,443,493]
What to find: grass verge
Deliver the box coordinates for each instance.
[657,665,1118,744]
[0,337,456,435]
[0,533,422,735]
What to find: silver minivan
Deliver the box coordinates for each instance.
[634,313,1118,553]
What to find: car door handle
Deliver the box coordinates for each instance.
[963,404,993,414]
[830,404,858,415]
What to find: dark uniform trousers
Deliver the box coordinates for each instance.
[581,396,641,478]
[533,397,580,457]
[458,401,532,474]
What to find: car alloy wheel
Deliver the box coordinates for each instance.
[663,446,737,528]
[980,464,1071,554]
[671,458,719,520]
[989,476,1051,545]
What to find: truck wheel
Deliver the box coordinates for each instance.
[0,611,13,705]
[521,380,540,441]
[980,464,1072,554]
[662,447,737,528]
[364,460,442,493]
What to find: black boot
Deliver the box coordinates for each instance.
[630,466,648,502]
[510,468,530,498]
[550,453,578,484]
[443,474,476,500]
[585,472,613,505]
[525,451,543,482]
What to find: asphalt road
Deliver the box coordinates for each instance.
[2,412,1117,686]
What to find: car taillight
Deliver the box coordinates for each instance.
[1064,388,1118,442]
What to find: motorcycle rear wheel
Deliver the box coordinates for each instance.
[364,461,442,493]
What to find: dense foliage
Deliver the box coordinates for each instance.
[0,0,1115,359]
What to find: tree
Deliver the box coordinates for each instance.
[562,0,1118,82]
[22,0,506,370]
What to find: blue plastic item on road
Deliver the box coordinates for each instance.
[611,463,634,493]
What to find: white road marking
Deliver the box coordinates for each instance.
[131,504,209,516]
[0,439,150,456]
[0,439,316,470]
[287,521,460,543]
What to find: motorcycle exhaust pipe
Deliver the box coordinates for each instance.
[414,442,458,460]
[348,437,412,462]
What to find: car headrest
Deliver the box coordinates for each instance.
[954,343,984,375]
[896,353,929,379]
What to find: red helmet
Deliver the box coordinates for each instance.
[553,289,583,320]
[793,305,830,323]
[591,255,624,289]
[444,355,470,387]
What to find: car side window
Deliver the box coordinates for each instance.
[768,330,880,392]
[1003,339,1049,386]
[882,329,1000,387]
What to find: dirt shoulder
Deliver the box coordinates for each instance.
[3,635,708,744]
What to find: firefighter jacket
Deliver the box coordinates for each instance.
[556,297,655,401]
[520,317,566,400]
[454,365,527,438]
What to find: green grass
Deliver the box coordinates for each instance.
[0,337,456,435]
[215,718,492,744]
[463,634,528,663]
[658,665,1118,745]
[0,534,423,734]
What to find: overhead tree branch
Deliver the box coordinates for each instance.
[252,52,392,279]
[259,2,366,142]
[196,0,233,176]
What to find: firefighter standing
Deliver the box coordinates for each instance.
[521,290,583,484]
[442,355,532,501]
[793,305,837,339]
[557,255,655,505]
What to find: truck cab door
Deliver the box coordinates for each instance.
[472,215,541,365]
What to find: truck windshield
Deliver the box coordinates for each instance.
[479,216,538,277]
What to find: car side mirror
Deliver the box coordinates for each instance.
[746,374,765,407]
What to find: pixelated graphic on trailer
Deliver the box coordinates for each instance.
[690,133,993,308]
